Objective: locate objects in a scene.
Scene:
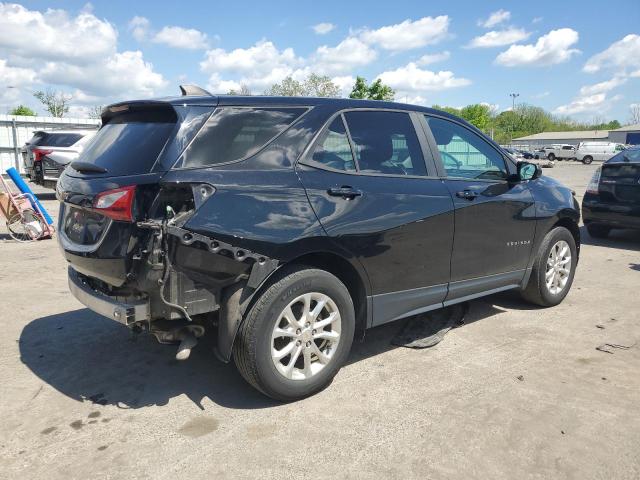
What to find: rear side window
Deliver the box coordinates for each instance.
[310,116,356,172]
[181,107,305,168]
[76,111,176,176]
[343,111,426,176]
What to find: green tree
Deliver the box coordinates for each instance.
[348,76,395,101]
[459,104,492,131]
[33,89,71,117]
[9,105,36,116]
[432,104,462,116]
[265,74,340,97]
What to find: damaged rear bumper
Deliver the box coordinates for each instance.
[68,267,150,325]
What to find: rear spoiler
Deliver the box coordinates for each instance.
[101,101,178,125]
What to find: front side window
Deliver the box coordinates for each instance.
[310,116,356,172]
[182,107,305,168]
[426,116,508,180]
[343,111,427,176]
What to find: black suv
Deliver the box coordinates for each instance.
[57,87,580,400]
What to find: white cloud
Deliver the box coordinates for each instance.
[0,3,117,64]
[554,92,623,115]
[40,50,168,99]
[0,59,35,86]
[359,16,449,51]
[532,17,543,24]
[467,28,530,48]
[377,62,471,93]
[128,16,150,42]
[152,26,209,50]
[201,40,301,74]
[533,91,550,98]
[579,77,627,96]
[583,34,640,74]
[330,75,356,96]
[312,22,335,35]
[0,5,167,112]
[495,28,580,66]
[417,51,450,65]
[478,10,511,28]
[313,37,377,74]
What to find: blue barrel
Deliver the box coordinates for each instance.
[5,167,54,225]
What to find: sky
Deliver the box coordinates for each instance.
[1,0,639,122]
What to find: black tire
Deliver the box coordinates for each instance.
[233,266,355,401]
[548,153,556,161]
[521,226,577,307]
[582,155,593,165]
[586,224,610,238]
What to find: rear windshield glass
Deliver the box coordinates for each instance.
[28,132,84,147]
[180,107,305,168]
[76,112,175,176]
[607,149,640,164]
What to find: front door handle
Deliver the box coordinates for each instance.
[327,186,363,199]
[455,190,478,200]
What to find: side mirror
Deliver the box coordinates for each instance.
[518,161,542,181]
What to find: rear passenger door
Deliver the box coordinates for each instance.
[422,115,536,301]
[296,110,455,326]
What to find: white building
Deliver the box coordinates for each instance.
[513,130,610,148]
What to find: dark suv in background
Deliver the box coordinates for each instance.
[56,87,580,400]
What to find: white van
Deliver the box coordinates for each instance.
[575,142,626,164]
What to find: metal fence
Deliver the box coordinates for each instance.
[0,114,100,173]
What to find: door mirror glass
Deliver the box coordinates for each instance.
[518,162,541,181]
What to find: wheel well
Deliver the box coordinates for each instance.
[554,217,581,257]
[289,252,369,332]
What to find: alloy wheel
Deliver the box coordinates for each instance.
[271,292,341,380]
[545,240,572,295]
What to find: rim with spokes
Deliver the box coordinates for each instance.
[6,210,42,242]
[271,292,341,380]
[546,240,572,295]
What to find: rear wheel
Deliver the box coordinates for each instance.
[521,227,577,307]
[582,155,593,165]
[233,266,355,401]
[548,153,556,161]
[586,224,610,238]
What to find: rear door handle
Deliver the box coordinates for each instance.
[327,186,363,199]
[455,190,478,200]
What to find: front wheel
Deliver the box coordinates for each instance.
[233,266,355,401]
[521,227,577,307]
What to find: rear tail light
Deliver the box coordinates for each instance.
[93,185,136,222]
[33,149,52,162]
[586,167,601,194]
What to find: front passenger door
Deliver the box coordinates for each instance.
[423,115,536,300]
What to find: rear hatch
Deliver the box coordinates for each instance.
[57,100,214,286]
[598,154,640,205]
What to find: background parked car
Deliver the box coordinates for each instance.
[542,144,576,161]
[575,141,626,165]
[582,145,640,237]
[22,129,97,189]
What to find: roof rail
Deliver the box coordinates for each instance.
[179,84,212,97]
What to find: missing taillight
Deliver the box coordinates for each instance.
[93,185,136,222]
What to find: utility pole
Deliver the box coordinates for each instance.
[509,93,519,145]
